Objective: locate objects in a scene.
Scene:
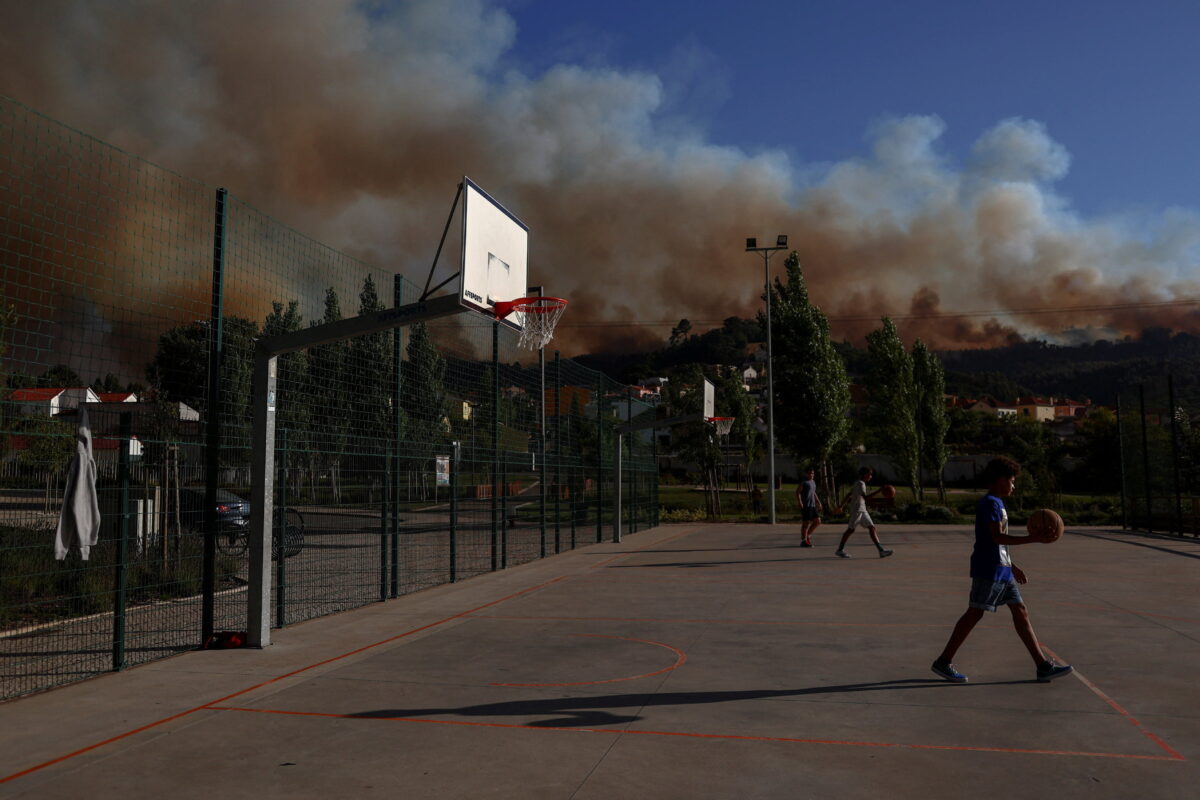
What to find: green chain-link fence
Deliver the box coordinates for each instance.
[1117,375,1200,536]
[0,96,656,700]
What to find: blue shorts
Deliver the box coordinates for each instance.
[968,577,1023,612]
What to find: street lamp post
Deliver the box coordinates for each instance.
[745,235,788,525]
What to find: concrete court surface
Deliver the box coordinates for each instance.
[0,523,1197,800]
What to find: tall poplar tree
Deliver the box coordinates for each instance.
[865,317,920,494]
[349,275,393,456]
[309,287,350,500]
[767,252,850,485]
[912,340,949,501]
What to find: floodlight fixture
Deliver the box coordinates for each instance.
[745,237,757,250]
[776,235,788,247]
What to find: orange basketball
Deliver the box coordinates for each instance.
[880,484,896,499]
[1027,509,1064,543]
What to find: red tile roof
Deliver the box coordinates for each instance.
[11,388,65,402]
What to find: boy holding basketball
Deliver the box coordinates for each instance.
[834,467,893,558]
[931,456,1072,683]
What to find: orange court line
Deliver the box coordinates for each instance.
[488,634,686,687]
[0,526,709,786]
[0,573,572,785]
[206,705,1184,762]
[467,613,951,628]
[1041,646,1185,761]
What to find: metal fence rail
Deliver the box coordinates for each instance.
[0,96,656,700]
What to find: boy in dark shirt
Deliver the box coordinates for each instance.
[931,457,1072,683]
[795,467,823,547]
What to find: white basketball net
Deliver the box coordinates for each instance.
[514,298,568,350]
[708,417,735,436]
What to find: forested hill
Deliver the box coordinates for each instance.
[574,318,1200,408]
[936,328,1200,406]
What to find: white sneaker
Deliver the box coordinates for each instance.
[835,550,851,558]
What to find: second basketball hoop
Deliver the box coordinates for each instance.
[707,416,735,437]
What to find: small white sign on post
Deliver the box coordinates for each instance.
[435,455,451,487]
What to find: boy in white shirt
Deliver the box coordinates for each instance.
[835,467,893,559]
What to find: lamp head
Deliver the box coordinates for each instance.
[745,237,757,250]
[776,235,788,247]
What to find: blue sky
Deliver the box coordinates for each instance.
[501,0,1198,216]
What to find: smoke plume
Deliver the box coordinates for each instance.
[3,0,1200,356]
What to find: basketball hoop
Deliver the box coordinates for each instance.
[707,416,735,436]
[494,296,568,350]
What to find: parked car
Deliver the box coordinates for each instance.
[178,488,250,533]
[177,488,302,559]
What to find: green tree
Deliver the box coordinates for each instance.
[912,340,950,501]
[767,253,850,490]
[309,287,351,502]
[146,316,258,463]
[668,318,692,347]
[1072,407,1120,493]
[17,415,76,510]
[865,317,920,494]
[403,321,447,460]
[348,275,393,458]
[40,364,82,388]
[263,300,310,495]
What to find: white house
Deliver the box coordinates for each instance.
[11,387,101,416]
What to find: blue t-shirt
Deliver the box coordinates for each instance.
[970,494,1013,581]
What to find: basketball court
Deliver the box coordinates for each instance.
[1,522,1196,798]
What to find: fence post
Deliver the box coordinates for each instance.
[539,346,546,558]
[1116,393,1128,530]
[201,187,227,646]
[613,432,623,543]
[596,376,604,543]
[554,351,562,552]
[491,321,499,571]
[651,417,658,527]
[391,274,404,597]
[1168,375,1183,536]
[627,388,634,533]
[112,412,132,671]
[379,437,389,603]
[501,450,508,568]
[450,440,459,582]
[1139,383,1153,532]
[277,426,288,627]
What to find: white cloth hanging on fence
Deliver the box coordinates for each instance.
[54,407,102,561]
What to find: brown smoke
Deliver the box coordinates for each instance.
[3,0,1200,360]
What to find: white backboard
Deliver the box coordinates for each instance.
[703,379,714,420]
[460,177,528,330]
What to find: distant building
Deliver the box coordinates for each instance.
[1054,399,1091,418]
[741,365,758,384]
[1017,396,1055,422]
[11,387,101,417]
